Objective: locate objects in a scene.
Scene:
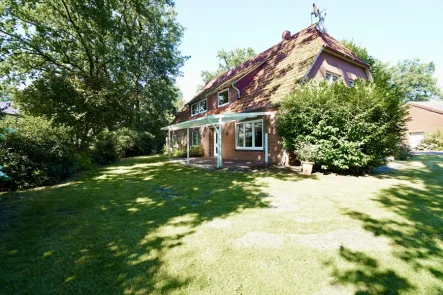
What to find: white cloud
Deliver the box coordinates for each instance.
[176,72,201,103]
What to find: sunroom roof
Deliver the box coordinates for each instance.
[162,112,272,131]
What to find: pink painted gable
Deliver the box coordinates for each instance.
[308,51,369,86]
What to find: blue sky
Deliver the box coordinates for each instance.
[174,0,443,102]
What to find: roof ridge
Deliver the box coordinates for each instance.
[189,24,324,105]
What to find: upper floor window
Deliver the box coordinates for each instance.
[191,103,198,116]
[235,119,263,150]
[199,99,207,113]
[218,89,229,107]
[325,72,340,83]
[348,79,355,87]
[191,98,207,116]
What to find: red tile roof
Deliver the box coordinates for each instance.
[174,24,368,124]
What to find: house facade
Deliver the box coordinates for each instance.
[163,24,370,167]
[405,101,443,148]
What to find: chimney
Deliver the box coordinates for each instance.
[282,30,291,41]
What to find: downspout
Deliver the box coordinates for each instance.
[231,82,240,99]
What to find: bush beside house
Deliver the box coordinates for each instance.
[0,116,158,190]
[417,129,443,151]
[277,80,407,174]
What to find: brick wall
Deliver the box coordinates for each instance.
[169,108,284,164]
[405,105,443,140]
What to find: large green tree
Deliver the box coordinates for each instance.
[0,0,187,147]
[390,59,442,102]
[341,40,441,102]
[199,47,256,89]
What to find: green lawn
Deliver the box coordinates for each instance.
[1,155,442,295]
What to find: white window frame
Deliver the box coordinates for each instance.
[171,134,178,147]
[325,72,340,83]
[191,98,208,116]
[192,131,200,146]
[217,89,230,107]
[191,102,199,116]
[235,119,264,150]
[198,98,208,114]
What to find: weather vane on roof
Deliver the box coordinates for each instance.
[311,3,328,34]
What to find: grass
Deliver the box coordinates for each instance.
[0,155,442,295]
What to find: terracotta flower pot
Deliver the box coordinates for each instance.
[301,161,314,175]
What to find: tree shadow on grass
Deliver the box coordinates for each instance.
[326,155,443,294]
[0,155,314,294]
[325,246,413,295]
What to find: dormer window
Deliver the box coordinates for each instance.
[191,98,207,116]
[199,99,207,113]
[191,103,198,116]
[217,89,229,107]
[325,72,340,83]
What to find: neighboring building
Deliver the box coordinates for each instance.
[405,101,443,148]
[0,101,19,116]
[163,23,370,167]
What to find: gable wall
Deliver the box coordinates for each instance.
[406,105,443,134]
[307,51,369,86]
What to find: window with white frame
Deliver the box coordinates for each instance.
[348,79,355,87]
[217,89,229,107]
[191,103,198,116]
[325,72,340,83]
[199,99,207,113]
[191,98,207,116]
[171,134,177,147]
[235,119,263,150]
[192,131,200,146]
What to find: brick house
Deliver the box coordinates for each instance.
[163,24,370,167]
[405,101,443,148]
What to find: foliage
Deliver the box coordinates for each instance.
[341,40,442,102]
[91,130,119,165]
[340,39,392,87]
[115,128,154,158]
[198,47,256,89]
[0,116,78,190]
[393,143,413,160]
[1,0,187,147]
[163,144,204,158]
[390,59,442,102]
[277,81,407,174]
[295,143,318,162]
[417,129,443,151]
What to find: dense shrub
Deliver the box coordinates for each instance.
[393,143,413,160]
[163,144,204,158]
[91,130,119,165]
[417,129,443,151]
[115,128,154,158]
[0,116,78,190]
[277,80,406,174]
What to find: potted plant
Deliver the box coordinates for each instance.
[296,143,318,175]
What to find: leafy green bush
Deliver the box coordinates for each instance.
[0,116,77,190]
[115,128,154,158]
[91,130,119,165]
[163,144,204,158]
[277,80,406,174]
[393,143,412,160]
[295,143,318,162]
[417,129,443,151]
